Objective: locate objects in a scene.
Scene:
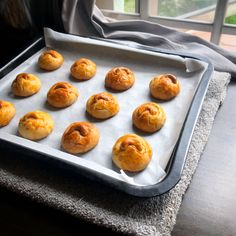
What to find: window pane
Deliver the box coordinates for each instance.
[220,34,236,52]
[96,0,138,13]
[113,0,137,13]
[149,0,218,22]
[122,0,137,13]
[224,1,236,26]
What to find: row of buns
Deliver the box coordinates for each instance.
[0,98,166,133]
[0,94,166,133]
[0,49,182,173]
[0,106,151,172]
[38,50,136,91]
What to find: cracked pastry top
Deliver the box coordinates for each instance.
[112,134,152,172]
[11,73,41,97]
[47,82,78,108]
[61,121,100,154]
[38,49,64,71]
[70,58,96,80]
[18,110,54,140]
[105,67,135,91]
[86,92,119,119]
[149,74,180,100]
[132,102,166,133]
[0,100,16,127]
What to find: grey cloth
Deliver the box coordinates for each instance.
[61,0,236,77]
[0,72,230,236]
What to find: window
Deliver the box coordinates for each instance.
[220,0,236,50]
[225,1,236,26]
[97,0,236,51]
[97,0,138,13]
[149,0,218,23]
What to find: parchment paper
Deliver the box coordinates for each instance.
[0,28,208,186]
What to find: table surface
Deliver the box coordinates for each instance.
[0,80,235,236]
[172,80,236,236]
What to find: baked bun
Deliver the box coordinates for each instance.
[18,111,54,140]
[47,82,78,108]
[11,73,41,97]
[105,67,135,91]
[149,74,180,100]
[132,102,166,133]
[112,134,152,172]
[61,122,99,154]
[0,100,16,127]
[38,50,64,71]
[86,92,119,119]
[70,58,96,80]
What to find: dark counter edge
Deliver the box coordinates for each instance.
[0,36,214,198]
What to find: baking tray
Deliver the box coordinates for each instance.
[0,29,213,197]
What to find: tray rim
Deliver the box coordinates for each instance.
[0,35,214,197]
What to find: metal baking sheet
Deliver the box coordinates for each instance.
[0,28,213,197]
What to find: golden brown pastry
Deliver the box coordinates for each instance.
[47,82,78,108]
[105,67,135,91]
[38,50,64,71]
[0,100,16,127]
[11,73,41,97]
[18,111,54,140]
[61,122,99,154]
[149,74,180,100]
[86,92,119,119]
[112,134,152,172]
[132,102,166,133]
[70,58,96,80]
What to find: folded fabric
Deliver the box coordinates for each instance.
[62,0,236,77]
